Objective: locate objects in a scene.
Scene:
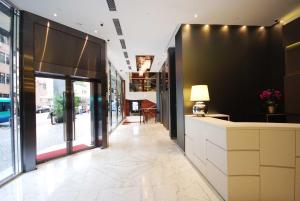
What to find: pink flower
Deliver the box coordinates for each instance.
[262,90,271,98]
[259,94,264,100]
[259,89,281,103]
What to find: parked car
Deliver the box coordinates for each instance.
[36,106,50,113]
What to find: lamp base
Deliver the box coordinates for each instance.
[193,101,206,116]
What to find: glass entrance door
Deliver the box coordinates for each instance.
[72,81,94,152]
[36,77,67,161]
[36,78,96,161]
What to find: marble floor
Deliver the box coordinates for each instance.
[0,122,223,201]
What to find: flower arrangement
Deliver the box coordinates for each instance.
[259,89,282,113]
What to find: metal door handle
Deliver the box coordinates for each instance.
[72,92,76,141]
[63,92,67,142]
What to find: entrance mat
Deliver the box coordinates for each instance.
[37,144,89,161]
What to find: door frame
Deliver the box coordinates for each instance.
[35,73,102,162]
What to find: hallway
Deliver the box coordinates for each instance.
[0,123,222,201]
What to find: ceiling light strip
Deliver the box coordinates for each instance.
[113,18,123,35]
[106,0,117,11]
[120,39,126,49]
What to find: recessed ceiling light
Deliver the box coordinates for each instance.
[194,14,198,18]
[222,25,229,31]
[94,30,98,33]
[241,25,247,31]
[53,13,57,17]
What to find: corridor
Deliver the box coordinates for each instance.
[0,122,222,201]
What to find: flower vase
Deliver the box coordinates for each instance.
[267,105,276,114]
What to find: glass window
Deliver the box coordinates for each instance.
[108,63,124,131]
[0,51,5,63]
[0,34,8,44]
[0,102,10,112]
[0,73,5,83]
[0,2,21,184]
[129,72,157,92]
[5,53,9,64]
[5,74,10,84]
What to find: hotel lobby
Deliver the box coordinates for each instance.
[0,0,300,200]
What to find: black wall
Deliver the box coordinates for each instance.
[168,48,177,139]
[160,63,169,129]
[283,17,300,122]
[156,73,161,122]
[175,24,285,151]
[175,30,185,151]
[159,48,177,139]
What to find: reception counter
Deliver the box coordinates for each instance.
[185,115,300,201]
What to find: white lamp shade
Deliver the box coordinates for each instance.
[190,85,210,101]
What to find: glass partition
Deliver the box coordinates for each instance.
[117,75,122,123]
[107,63,124,131]
[0,1,21,184]
[129,72,157,92]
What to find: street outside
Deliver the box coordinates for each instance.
[0,123,14,181]
[36,111,92,155]
[0,110,93,180]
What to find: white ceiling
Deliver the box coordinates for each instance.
[10,0,300,78]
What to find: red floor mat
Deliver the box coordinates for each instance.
[37,144,89,161]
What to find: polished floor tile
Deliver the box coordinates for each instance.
[0,122,223,201]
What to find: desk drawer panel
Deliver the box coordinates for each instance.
[227,129,259,150]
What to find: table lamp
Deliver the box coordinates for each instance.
[190,85,210,116]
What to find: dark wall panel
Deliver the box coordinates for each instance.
[160,63,169,130]
[168,48,177,139]
[20,11,37,172]
[180,25,284,120]
[285,46,300,75]
[175,28,185,151]
[283,17,300,46]
[156,73,161,122]
[285,74,300,114]
[283,17,300,117]
[267,24,285,94]
[174,24,285,148]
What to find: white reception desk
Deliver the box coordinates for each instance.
[185,115,300,201]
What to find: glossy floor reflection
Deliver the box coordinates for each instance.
[0,122,223,201]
